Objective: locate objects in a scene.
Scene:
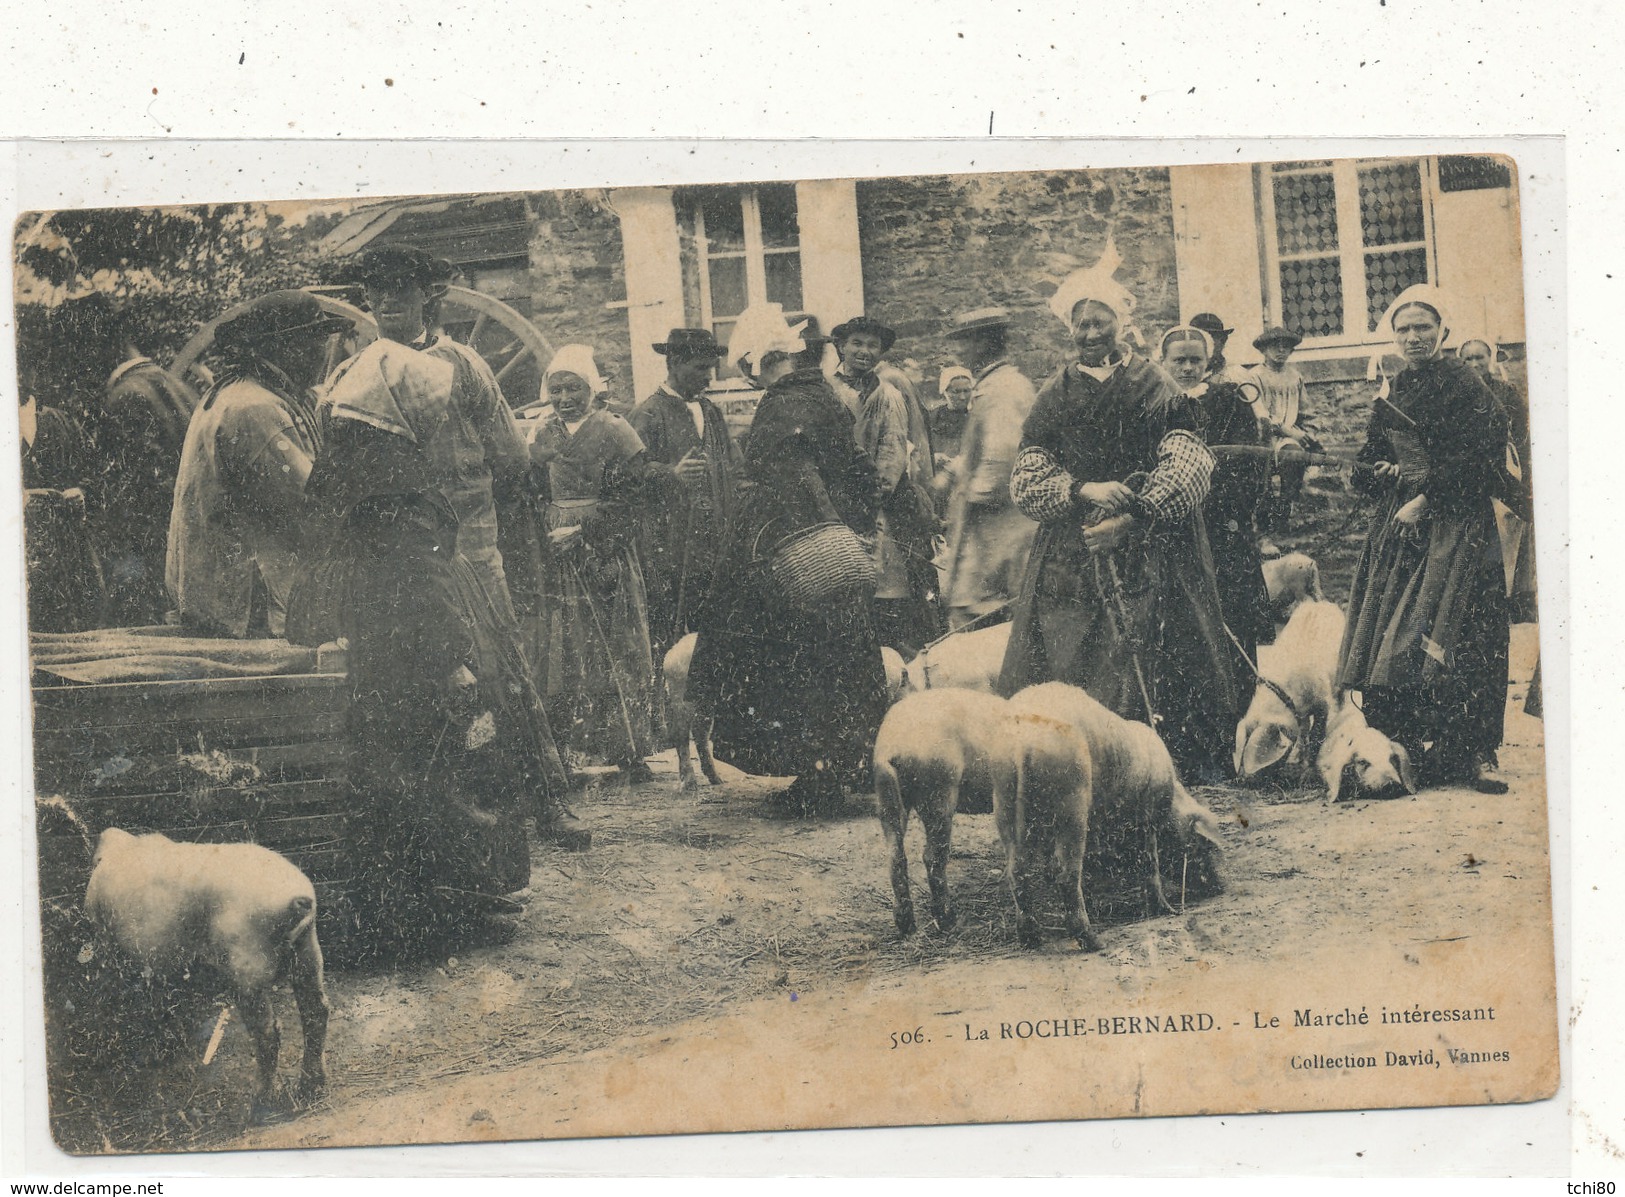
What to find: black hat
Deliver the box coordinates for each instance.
[945,307,1012,339]
[215,290,351,351]
[653,328,727,360]
[1189,312,1234,339]
[353,243,452,290]
[1253,325,1303,350]
[829,315,897,353]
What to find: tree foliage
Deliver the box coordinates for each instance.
[14,202,351,418]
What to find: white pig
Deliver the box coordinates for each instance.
[84,828,329,1117]
[1009,683,1225,918]
[904,621,1012,693]
[1317,697,1418,802]
[1262,551,1324,625]
[873,688,1015,936]
[1235,600,1346,777]
[999,704,1100,951]
[662,633,721,792]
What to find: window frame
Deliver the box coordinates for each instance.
[693,186,805,377]
[1259,156,1440,350]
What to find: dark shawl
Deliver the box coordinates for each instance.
[1000,357,1241,779]
[688,368,886,780]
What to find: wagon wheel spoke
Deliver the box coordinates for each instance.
[463,312,490,347]
[494,345,535,385]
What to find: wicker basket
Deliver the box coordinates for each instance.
[763,521,877,609]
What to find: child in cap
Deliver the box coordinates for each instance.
[1246,326,1317,543]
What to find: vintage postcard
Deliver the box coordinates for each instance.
[12,149,1556,1157]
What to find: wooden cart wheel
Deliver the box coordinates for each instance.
[170,292,377,386]
[170,286,554,412]
[433,286,555,412]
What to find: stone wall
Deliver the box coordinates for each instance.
[521,190,636,408]
[854,166,1178,394]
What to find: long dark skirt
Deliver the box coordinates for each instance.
[690,572,889,782]
[1000,521,1241,783]
[1208,525,1271,665]
[293,510,566,950]
[1340,496,1509,770]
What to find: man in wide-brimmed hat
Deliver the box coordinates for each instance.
[1244,324,1317,544]
[829,314,942,654]
[630,327,741,669]
[351,241,534,630]
[935,307,1040,629]
[167,289,350,637]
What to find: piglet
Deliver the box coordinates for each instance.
[1010,683,1225,918]
[1317,698,1418,802]
[873,688,1015,935]
[663,633,721,792]
[84,828,329,1119]
[1235,599,1346,777]
[1262,551,1324,625]
[904,622,1012,694]
[999,703,1100,951]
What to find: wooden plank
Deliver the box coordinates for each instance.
[31,671,347,715]
[33,709,349,767]
[30,677,347,737]
[37,739,351,798]
[62,780,346,831]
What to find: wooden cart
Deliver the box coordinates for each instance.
[33,670,357,942]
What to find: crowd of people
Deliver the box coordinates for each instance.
[18,236,1535,952]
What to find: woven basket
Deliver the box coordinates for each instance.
[764,521,877,609]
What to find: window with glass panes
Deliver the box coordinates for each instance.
[1263,158,1436,343]
[694,183,804,376]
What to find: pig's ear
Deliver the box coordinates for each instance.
[1189,809,1226,848]
[1240,725,1291,776]
[1392,744,1418,793]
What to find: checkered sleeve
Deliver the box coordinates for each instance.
[1009,445,1078,522]
[1135,429,1215,526]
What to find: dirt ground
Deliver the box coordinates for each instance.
[41,625,1552,1155]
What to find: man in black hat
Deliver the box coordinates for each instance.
[353,242,532,629]
[167,289,349,637]
[830,315,941,655]
[629,328,741,667]
[1245,325,1317,543]
[936,307,1039,629]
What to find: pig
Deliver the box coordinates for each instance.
[665,634,907,791]
[998,705,1100,951]
[1010,683,1226,918]
[872,688,1015,936]
[662,633,721,792]
[1262,551,1324,625]
[84,828,330,1118]
[904,621,1012,693]
[1234,600,1346,778]
[1317,697,1418,802]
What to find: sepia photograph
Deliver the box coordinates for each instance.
[11,149,1557,1158]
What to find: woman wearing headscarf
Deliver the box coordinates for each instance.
[929,366,975,465]
[306,340,576,954]
[527,344,659,786]
[1339,285,1511,793]
[998,244,1241,782]
[688,303,888,816]
[1159,325,1272,665]
[1458,333,1538,622]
